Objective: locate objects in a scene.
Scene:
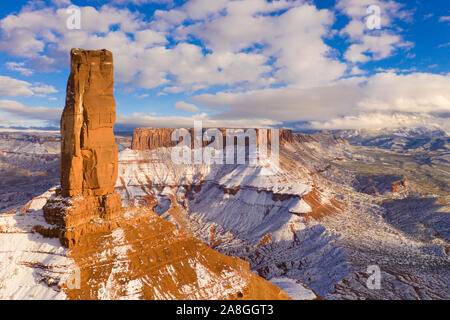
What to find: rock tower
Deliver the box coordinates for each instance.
[44,49,122,247]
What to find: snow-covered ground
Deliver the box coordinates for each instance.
[0,129,448,300]
[115,131,449,299]
[270,277,316,300]
[0,189,75,299]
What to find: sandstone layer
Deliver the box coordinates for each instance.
[131,127,294,151]
[65,207,290,300]
[44,49,121,247]
[2,189,291,300]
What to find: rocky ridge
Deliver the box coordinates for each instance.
[131,127,295,151]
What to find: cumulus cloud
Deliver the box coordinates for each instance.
[0,1,347,91]
[358,73,450,113]
[0,76,34,97]
[0,0,447,132]
[6,62,34,76]
[116,112,280,129]
[0,100,62,122]
[31,84,58,96]
[439,16,450,22]
[0,5,148,59]
[0,76,57,97]
[189,72,450,127]
[177,1,346,87]
[303,112,449,131]
[111,0,174,5]
[337,0,413,63]
[174,101,199,112]
[191,83,363,122]
[2,71,448,131]
[0,0,417,95]
[344,34,412,63]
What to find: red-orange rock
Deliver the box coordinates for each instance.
[44,49,121,247]
[131,127,294,151]
[64,207,290,300]
[61,48,118,197]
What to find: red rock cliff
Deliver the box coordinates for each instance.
[43,49,122,247]
[60,48,118,197]
[131,127,294,150]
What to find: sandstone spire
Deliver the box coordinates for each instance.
[44,49,122,247]
[61,48,118,198]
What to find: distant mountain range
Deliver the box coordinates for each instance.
[332,127,449,152]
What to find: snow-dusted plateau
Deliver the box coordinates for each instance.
[0,127,448,300]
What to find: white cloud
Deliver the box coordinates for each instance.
[0,5,148,58]
[337,0,413,63]
[31,84,58,96]
[6,62,34,76]
[350,66,366,75]
[135,42,272,90]
[111,0,174,5]
[0,1,347,91]
[174,101,199,112]
[0,76,34,97]
[190,72,450,127]
[0,4,271,90]
[177,1,346,87]
[304,112,450,131]
[181,0,229,20]
[116,112,280,129]
[344,34,411,63]
[439,16,450,22]
[51,0,72,7]
[0,0,446,132]
[359,72,450,113]
[0,75,58,97]
[0,114,10,124]
[0,100,62,122]
[2,71,448,131]
[191,83,363,122]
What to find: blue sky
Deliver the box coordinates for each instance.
[0,0,449,131]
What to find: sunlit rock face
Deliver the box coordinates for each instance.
[60,48,118,198]
[44,49,122,247]
[131,127,295,151]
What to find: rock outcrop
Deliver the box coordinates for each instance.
[131,127,294,151]
[65,207,290,300]
[44,49,122,247]
[1,189,291,300]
